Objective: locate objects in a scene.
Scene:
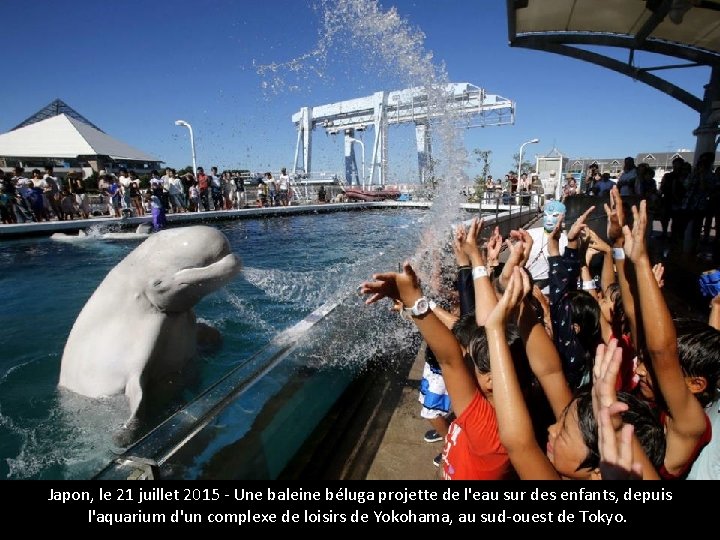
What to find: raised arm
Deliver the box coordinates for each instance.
[485,267,560,479]
[598,401,644,480]
[360,263,478,416]
[585,228,615,295]
[485,226,503,274]
[460,218,498,326]
[605,187,640,349]
[624,201,708,474]
[452,225,475,316]
[592,340,660,480]
[518,293,572,419]
[580,264,599,300]
[429,302,459,330]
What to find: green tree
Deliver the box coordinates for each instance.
[471,149,492,201]
[512,153,533,176]
[473,149,492,180]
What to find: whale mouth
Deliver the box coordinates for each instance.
[145,251,242,313]
[174,253,242,287]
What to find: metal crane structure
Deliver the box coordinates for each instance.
[291,83,514,186]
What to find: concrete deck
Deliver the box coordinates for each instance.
[0,201,429,239]
[364,345,442,480]
[0,200,542,240]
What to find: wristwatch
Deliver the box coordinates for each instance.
[403,296,430,318]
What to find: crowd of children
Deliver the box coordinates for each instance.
[361,186,719,480]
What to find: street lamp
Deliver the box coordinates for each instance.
[348,137,365,189]
[518,138,540,180]
[175,120,197,178]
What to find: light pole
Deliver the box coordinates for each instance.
[348,137,365,189]
[175,120,197,178]
[518,138,539,180]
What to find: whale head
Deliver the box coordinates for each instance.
[131,226,242,313]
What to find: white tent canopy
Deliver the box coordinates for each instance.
[0,113,159,162]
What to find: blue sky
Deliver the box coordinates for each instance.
[1,0,709,181]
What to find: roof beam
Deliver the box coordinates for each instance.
[523,42,703,111]
[512,33,720,65]
[635,0,672,46]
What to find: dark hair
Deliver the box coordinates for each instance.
[451,312,479,348]
[469,324,532,387]
[673,318,720,406]
[604,282,628,334]
[575,389,666,471]
[566,290,602,385]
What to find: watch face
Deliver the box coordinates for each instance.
[412,297,429,316]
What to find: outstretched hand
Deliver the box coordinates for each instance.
[359,261,423,307]
[499,240,526,291]
[567,206,595,243]
[592,340,622,430]
[621,200,649,263]
[604,187,625,244]
[547,215,564,257]
[598,401,643,480]
[486,226,503,267]
[452,225,470,267]
[509,229,533,267]
[586,228,611,254]
[460,217,485,263]
[487,266,530,328]
[652,263,665,289]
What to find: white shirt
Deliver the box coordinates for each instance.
[525,226,568,286]
[168,177,183,195]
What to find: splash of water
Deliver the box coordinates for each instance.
[1,376,127,479]
[255,0,471,286]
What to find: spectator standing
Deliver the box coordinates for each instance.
[616,157,637,196]
[278,168,291,206]
[265,172,277,206]
[196,167,209,211]
[210,166,223,210]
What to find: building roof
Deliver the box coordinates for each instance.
[11,98,104,132]
[507,0,720,112]
[0,113,160,162]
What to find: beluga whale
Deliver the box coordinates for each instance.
[58,225,242,442]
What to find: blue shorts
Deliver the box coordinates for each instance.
[418,362,451,419]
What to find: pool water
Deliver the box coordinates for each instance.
[0,208,432,479]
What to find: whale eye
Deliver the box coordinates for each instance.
[153,279,162,287]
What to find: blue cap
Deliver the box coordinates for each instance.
[544,200,566,215]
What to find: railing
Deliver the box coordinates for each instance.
[468,189,542,228]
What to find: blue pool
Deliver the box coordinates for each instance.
[0,208,441,479]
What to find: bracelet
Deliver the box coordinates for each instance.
[612,248,625,260]
[582,280,597,291]
[472,266,489,280]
